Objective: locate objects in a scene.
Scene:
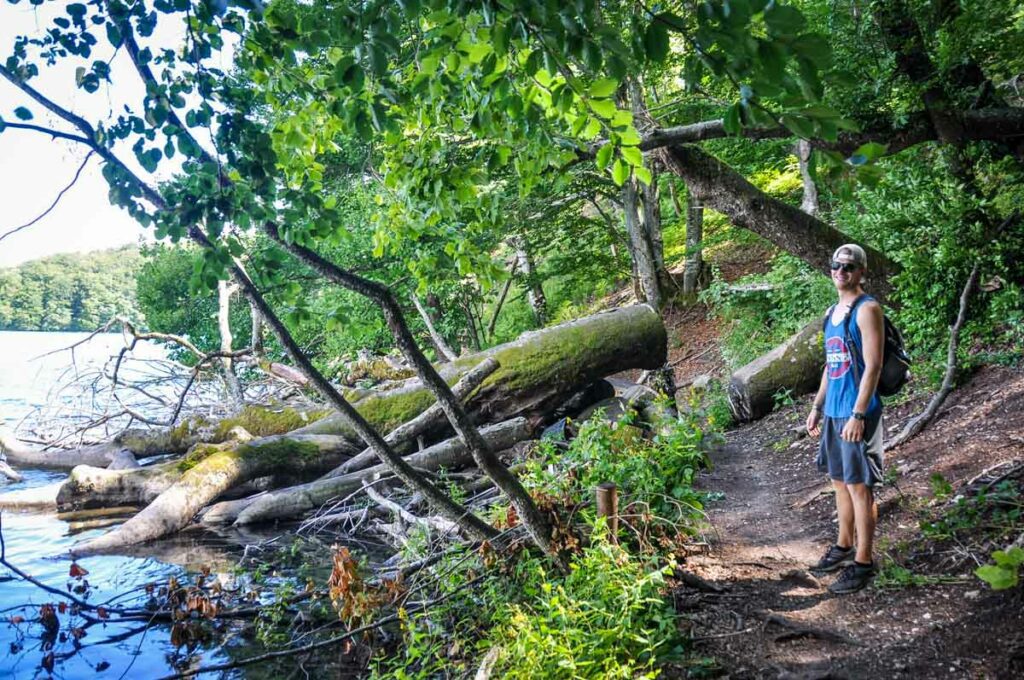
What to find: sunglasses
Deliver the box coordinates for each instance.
[830,261,862,273]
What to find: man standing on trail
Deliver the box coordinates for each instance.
[806,244,885,594]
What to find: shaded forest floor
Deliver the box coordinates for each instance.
[671,363,1024,679]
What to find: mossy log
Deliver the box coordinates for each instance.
[728,319,824,422]
[227,418,534,526]
[0,406,324,470]
[70,434,357,555]
[295,304,668,437]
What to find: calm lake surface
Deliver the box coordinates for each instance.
[0,331,252,679]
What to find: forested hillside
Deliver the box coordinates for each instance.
[0,246,141,332]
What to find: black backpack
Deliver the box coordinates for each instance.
[823,295,911,397]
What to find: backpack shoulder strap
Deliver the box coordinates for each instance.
[823,304,835,335]
[842,294,870,338]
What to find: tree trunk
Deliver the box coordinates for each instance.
[797,140,819,217]
[229,418,534,526]
[639,165,676,295]
[412,291,457,362]
[682,186,704,297]
[250,299,265,357]
[622,179,662,309]
[728,320,824,422]
[658,144,898,302]
[218,280,244,408]
[512,236,547,325]
[486,260,518,340]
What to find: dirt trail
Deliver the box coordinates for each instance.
[675,364,1024,679]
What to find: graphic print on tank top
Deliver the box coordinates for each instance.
[825,335,852,379]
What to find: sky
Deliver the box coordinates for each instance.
[0,2,232,269]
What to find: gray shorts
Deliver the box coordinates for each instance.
[816,415,884,487]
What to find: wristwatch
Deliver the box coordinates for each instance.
[851,411,866,421]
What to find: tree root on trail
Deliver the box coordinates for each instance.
[762,613,863,647]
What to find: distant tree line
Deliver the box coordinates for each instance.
[0,246,142,331]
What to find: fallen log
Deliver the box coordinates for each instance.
[327,358,499,477]
[0,406,324,470]
[70,434,359,555]
[295,305,667,437]
[230,418,534,526]
[728,319,823,423]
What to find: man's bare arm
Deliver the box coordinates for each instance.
[853,301,884,414]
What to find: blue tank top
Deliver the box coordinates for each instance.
[823,297,883,419]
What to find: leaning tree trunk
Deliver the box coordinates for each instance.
[658,143,898,302]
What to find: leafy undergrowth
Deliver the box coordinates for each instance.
[372,404,720,678]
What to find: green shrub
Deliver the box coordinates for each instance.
[485,538,683,679]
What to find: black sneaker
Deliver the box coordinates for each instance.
[810,545,854,573]
[829,562,876,594]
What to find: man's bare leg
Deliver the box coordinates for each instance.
[847,482,876,563]
[833,480,855,549]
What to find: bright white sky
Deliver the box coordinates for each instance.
[0,2,233,269]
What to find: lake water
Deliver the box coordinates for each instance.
[0,331,253,678]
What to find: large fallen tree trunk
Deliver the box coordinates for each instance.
[295,304,667,438]
[70,434,358,555]
[728,320,824,422]
[228,418,534,526]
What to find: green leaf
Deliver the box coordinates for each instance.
[722,103,741,135]
[589,99,617,120]
[620,145,643,167]
[852,142,888,162]
[634,166,652,186]
[13,107,33,121]
[105,22,122,48]
[611,157,629,186]
[780,113,815,139]
[589,78,618,98]
[791,34,832,68]
[643,20,670,62]
[764,4,806,36]
[975,564,1018,590]
[595,143,613,171]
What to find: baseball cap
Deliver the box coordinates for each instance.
[832,243,867,269]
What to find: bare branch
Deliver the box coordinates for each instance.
[0,151,95,244]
